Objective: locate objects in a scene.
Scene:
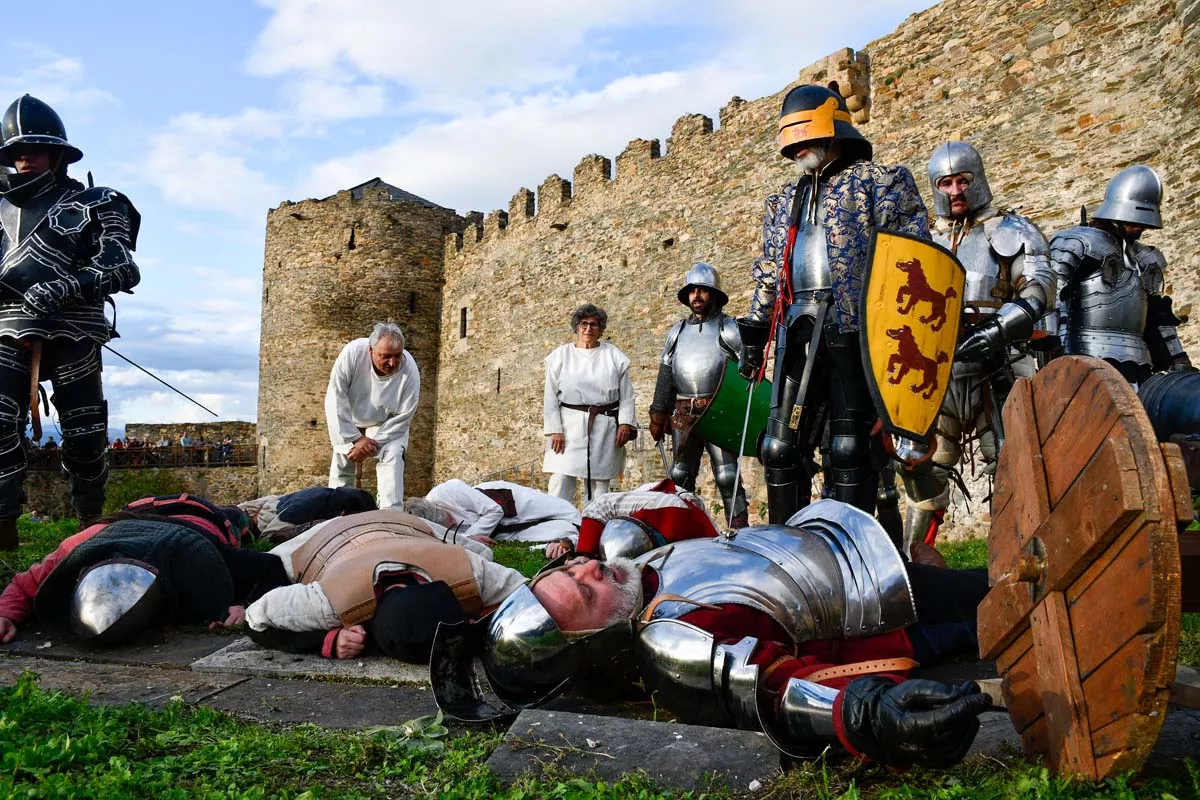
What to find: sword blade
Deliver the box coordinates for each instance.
[728,378,756,529]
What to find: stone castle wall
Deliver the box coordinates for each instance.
[433,0,1200,530]
[258,184,465,499]
[259,0,1200,533]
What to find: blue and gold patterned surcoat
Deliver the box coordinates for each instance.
[750,160,930,333]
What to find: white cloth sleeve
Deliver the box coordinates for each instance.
[325,345,361,455]
[467,551,529,607]
[617,355,637,427]
[245,582,341,632]
[542,352,563,435]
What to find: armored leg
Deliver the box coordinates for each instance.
[706,439,748,526]
[759,318,819,523]
[0,340,32,544]
[824,327,878,514]
[47,340,108,521]
[668,429,704,492]
[875,461,903,551]
[901,391,965,552]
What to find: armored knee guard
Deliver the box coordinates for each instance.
[760,419,810,524]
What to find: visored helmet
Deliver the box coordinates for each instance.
[70,558,162,645]
[676,263,728,308]
[430,565,634,721]
[777,84,871,162]
[1093,165,1163,229]
[928,141,993,217]
[0,95,83,167]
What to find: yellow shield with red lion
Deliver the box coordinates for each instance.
[859,230,966,443]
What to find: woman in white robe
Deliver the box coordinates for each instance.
[542,304,637,504]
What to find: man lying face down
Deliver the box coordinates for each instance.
[432,499,994,771]
[0,497,285,645]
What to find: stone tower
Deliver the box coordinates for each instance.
[258,178,464,498]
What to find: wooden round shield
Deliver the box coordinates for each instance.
[977,356,1189,780]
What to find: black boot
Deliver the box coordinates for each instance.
[0,518,17,550]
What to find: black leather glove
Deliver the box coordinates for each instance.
[955,319,1004,363]
[738,344,764,380]
[838,677,993,768]
[23,280,72,317]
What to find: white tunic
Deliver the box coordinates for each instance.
[245,518,525,633]
[324,338,420,455]
[541,341,636,480]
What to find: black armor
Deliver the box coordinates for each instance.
[0,95,140,521]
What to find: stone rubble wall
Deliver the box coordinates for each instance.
[432,0,1199,535]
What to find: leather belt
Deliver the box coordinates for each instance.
[559,401,620,501]
[805,657,919,684]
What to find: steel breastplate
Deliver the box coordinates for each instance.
[635,516,915,644]
[671,318,726,397]
[936,224,1003,313]
[1068,265,1150,365]
[787,181,832,322]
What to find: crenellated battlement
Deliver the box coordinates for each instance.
[439,47,877,256]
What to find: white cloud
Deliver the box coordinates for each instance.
[246,0,652,111]
[142,109,285,217]
[0,45,118,112]
[293,1,933,213]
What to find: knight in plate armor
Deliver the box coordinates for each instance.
[0,95,141,547]
[1050,165,1192,385]
[649,264,748,527]
[901,142,1055,549]
[431,498,993,769]
[738,84,929,525]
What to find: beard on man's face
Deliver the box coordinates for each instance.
[602,556,644,623]
[794,144,830,173]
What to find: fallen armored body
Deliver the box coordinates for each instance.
[432,499,993,769]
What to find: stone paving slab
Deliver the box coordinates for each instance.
[190,636,429,684]
[488,710,780,792]
[1,626,232,668]
[0,656,248,707]
[199,676,470,732]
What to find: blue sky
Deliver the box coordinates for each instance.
[2,0,933,433]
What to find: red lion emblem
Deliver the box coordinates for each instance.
[886,325,948,399]
[894,257,958,331]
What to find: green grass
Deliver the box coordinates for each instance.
[1,672,1196,799]
[3,521,1200,797]
[493,541,553,578]
[0,672,690,799]
[936,537,989,571]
